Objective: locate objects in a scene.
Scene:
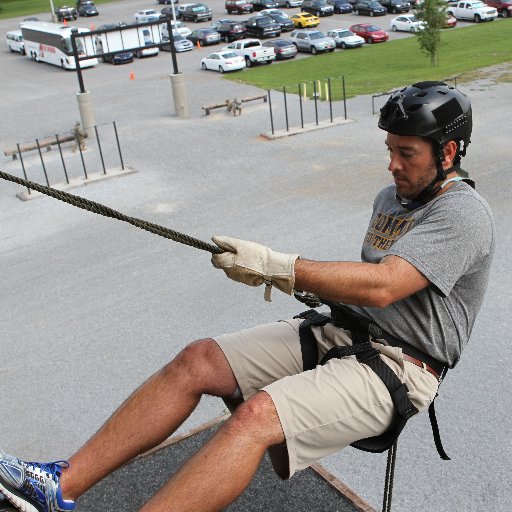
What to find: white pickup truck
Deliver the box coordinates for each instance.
[221,38,275,67]
[447,1,498,21]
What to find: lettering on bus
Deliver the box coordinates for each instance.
[39,43,56,55]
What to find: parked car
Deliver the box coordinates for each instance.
[301,0,335,15]
[262,37,298,58]
[244,16,282,36]
[55,5,78,21]
[259,7,287,14]
[188,27,222,45]
[258,12,295,30]
[161,20,192,38]
[6,30,25,54]
[290,11,320,26]
[379,0,410,12]
[353,0,387,15]
[483,0,512,17]
[326,28,364,47]
[160,6,179,17]
[134,9,161,22]
[222,37,276,65]
[103,51,134,64]
[276,0,303,7]
[226,0,255,12]
[390,14,425,31]
[178,3,213,21]
[77,3,98,16]
[211,18,237,28]
[289,29,335,53]
[216,20,247,41]
[158,0,179,3]
[250,0,280,10]
[444,12,457,26]
[326,0,354,13]
[446,1,498,22]
[349,22,388,42]
[201,50,246,71]
[161,34,194,51]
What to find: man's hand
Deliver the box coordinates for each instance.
[211,236,299,302]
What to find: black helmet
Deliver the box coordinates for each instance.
[378,81,472,156]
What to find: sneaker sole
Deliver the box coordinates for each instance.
[0,482,42,512]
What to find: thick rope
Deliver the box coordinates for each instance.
[382,441,398,512]
[0,170,222,254]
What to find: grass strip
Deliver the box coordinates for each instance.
[225,21,512,98]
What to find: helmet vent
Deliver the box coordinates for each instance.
[406,104,422,113]
[414,92,427,97]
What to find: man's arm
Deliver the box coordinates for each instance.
[294,256,429,308]
[211,236,429,306]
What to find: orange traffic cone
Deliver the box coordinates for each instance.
[63,18,67,26]
[129,71,135,80]
[196,40,201,49]
[90,23,95,30]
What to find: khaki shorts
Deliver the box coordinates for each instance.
[214,317,439,479]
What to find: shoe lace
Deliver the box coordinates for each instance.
[25,460,70,482]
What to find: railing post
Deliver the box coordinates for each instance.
[313,81,319,126]
[328,78,333,122]
[113,121,124,170]
[342,75,347,120]
[283,86,289,132]
[94,125,106,174]
[298,83,304,129]
[55,134,70,184]
[35,139,50,187]
[77,133,88,180]
[267,90,274,135]
[17,143,30,195]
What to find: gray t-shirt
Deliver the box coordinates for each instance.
[351,181,495,367]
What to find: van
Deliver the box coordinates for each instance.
[6,30,25,54]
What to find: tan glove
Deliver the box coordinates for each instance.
[211,236,299,302]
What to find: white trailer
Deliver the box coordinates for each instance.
[94,23,161,59]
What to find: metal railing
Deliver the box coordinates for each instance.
[6,121,124,195]
[267,75,348,135]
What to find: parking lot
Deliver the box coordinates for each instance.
[1,1,512,511]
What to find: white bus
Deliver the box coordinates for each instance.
[20,21,98,69]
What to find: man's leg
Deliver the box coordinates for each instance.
[59,338,238,502]
[140,390,285,512]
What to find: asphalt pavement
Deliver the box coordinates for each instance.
[1,2,512,511]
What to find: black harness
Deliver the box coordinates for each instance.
[294,303,450,459]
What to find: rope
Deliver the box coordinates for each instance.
[382,440,398,512]
[0,170,222,254]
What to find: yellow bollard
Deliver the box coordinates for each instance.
[324,82,329,102]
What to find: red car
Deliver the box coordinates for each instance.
[349,23,389,43]
[444,13,457,27]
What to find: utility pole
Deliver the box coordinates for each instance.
[49,0,58,23]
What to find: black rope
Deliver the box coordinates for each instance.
[0,170,222,254]
[382,441,398,512]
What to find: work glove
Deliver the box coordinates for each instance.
[211,236,299,302]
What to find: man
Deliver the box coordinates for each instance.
[0,82,494,512]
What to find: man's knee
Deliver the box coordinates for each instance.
[165,338,237,397]
[227,392,285,446]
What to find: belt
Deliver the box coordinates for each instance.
[403,354,440,381]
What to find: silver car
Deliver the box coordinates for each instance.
[326,28,365,48]
[161,34,195,52]
[289,29,335,54]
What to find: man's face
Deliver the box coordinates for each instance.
[385,133,437,200]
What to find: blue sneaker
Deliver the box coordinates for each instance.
[0,450,75,512]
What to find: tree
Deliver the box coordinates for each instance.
[414,0,447,66]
